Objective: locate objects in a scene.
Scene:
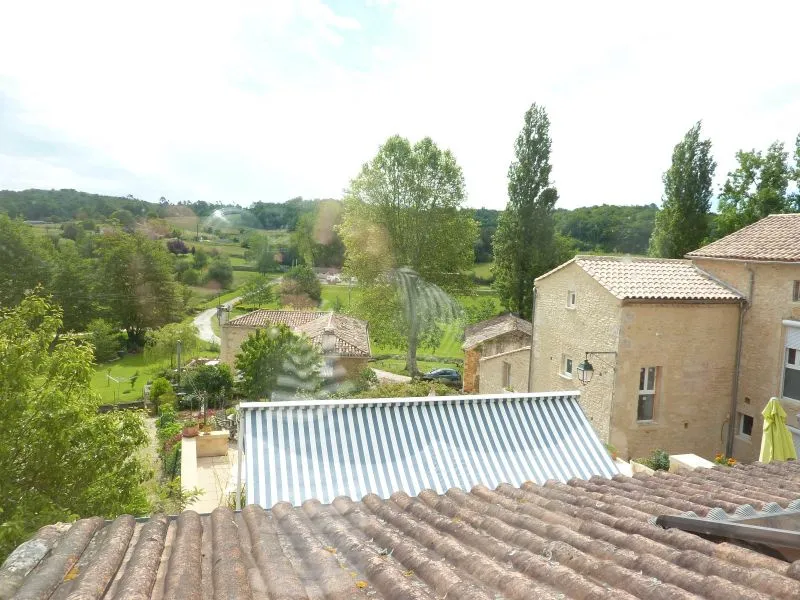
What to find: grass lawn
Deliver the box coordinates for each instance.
[369,357,461,377]
[472,261,495,280]
[91,346,217,404]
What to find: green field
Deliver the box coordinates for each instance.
[472,262,495,280]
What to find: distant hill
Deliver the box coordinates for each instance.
[0,189,159,222]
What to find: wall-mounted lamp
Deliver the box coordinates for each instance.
[576,351,617,385]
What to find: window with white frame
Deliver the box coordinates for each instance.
[784,345,800,402]
[738,412,754,439]
[566,290,576,309]
[502,361,512,389]
[637,366,657,421]
[561,355,573,378]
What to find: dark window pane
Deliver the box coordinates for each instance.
[789,348,797,366]
[638,394,653,421]
[785,367,800,401]
[742,414,754,436]
[566,359,573,374]
[639,368,645,391]
[647,367,656,391]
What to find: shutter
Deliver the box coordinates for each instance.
[788,326,800,349]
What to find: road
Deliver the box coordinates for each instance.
[193,297,241,345]
[371,369,412,383]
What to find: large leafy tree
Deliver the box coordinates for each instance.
[493,103,559,318]
[94,231,184,345]
[50,239,96,331]
[0,215,53,307]
[340,135,478,373]
[144,322,200,367]
[235,324,321,400]
[716,137,799,237]
[0,296,150,560]
[649,122,716,257]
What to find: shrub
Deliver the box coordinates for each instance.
[87,318,126,363]
[166,239,190,254]
[206,256,234,289]
[150,377,173,402]
[637,448,670,471]
[181,268,201,286]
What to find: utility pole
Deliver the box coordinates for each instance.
[176,339,182,384]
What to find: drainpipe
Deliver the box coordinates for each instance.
[725,266,754,457]
[527,286,537,392]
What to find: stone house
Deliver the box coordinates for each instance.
[530,256,743,460]
[220,309,371,380]
[686,214,800,462]
[462,314,531,393]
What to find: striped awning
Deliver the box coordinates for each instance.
[239,392,617,508]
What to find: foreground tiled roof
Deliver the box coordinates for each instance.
[6,461,800,599]
[567,256,742,302]
[241,393,617,507]
[462,313,532,349]
[224,310,370,357]
[687,214,800,261]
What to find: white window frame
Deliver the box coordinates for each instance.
[566,290,577,309]
[783,345,800,402]
[637,366,657,422]
[560,355,573,379]
[737,412,754,440]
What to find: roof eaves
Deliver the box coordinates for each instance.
[534,256,578,283]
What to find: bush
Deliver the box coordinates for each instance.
[159,392,178,411]
[181,268,201,286]
[166,239,190,254]
[87,318,126,363]
[206,256,234,289]
[637,448,670,471]
[353,381,456,399]
[150,377,173,402]
[281,264,321,303]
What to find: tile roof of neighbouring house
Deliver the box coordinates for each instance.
[462,313,532,349]
[544,255,743,302]
[224,309,370,357]
[687,214,800,262]
[7,461,800,599]
[240,393,617,508]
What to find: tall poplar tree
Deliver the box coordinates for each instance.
[493,103,558,318]
[649,122,716,257]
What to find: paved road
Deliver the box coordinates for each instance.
[372,369,412,383]
[193,297,241,345]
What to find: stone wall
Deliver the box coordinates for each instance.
[463,330,530,394]
[479,347,531,393]
[463,349,481,393]
[693,259,800,462]
[220,325,253,367]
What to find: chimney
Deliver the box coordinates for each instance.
[321,312,336,355]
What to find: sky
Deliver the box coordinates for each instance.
[1,0,798,211]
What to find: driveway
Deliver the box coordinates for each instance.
[193,297,241,345]
[372,368,412,383]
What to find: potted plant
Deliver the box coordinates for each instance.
[200,422,213,434]
[182,420,199,438]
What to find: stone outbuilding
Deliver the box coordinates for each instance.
[220,309,371,380]
[462,314,532,393]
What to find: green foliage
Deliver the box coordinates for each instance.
[235,324,322,400]
[462,297,502,325]
[637,448,670,471]
[283,264,322,302]
[144,322,199,367]
[87,318,126,362]
[50,239,95,331]
[0,188,155,222]
[150,376,173,402]
[0,295,150,560]
[243,234,277,274]
[241,275,275,308]
[0,215,53,307]
[181,363,234,409]
[649,122,716,258]
[291,201,346,267]
[554,204,657,254]
[493,103,559,318]
[341,135,478,373]
[352,381,456,399]
[192,248,209,270]
[206,256,234,289]
[716,137,799,237]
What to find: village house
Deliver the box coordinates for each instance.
[687,214,800,462]
[462,314,531,393]
[530,255,743,460]
[220,309,371,380]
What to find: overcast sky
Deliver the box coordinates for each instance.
[1,1,798,210]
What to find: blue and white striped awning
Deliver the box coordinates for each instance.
[239,392,617,508]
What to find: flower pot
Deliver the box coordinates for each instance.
[182,425,199,438]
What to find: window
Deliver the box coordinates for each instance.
[794,281,800,302]
[637,366,657,421]
[561,355,573,378]
[738,412,754,439]
[502,362,512,389]
[784,346,800,402]
[566,290,576,309]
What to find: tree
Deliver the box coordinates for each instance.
[648,122,716,257]
[716,138,797,237]
[235,325,321,400]
[280,264,322,306]
[0,215,53,307]
[0,296,150,560]
[144,322,199,367]
[193,248,209,270]
[87,318,126,362]
[241,275,275,308]
[182,363,234,409]
[243,234,276,274]
[166,238,190,254]
[94,231,184,345]
[340,135,478,373]
[51,240,95,332]
[493,103,559,318]
[206,256,234,289]
[291,201,346,267]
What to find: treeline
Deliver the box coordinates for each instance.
[0,189,159,222]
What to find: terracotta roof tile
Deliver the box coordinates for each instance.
[572,256,743,302]
[687,214,800,261]
[224,309,370,357]
[463,313,532,349]
[6,462,800,598]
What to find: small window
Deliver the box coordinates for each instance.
[794,281,800,302]
[502,362,512,389]
[566,290,576,309]
[561,355,573,378]
[637,366,657,421]
[784,346,800,401]
[738,413,754,439]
